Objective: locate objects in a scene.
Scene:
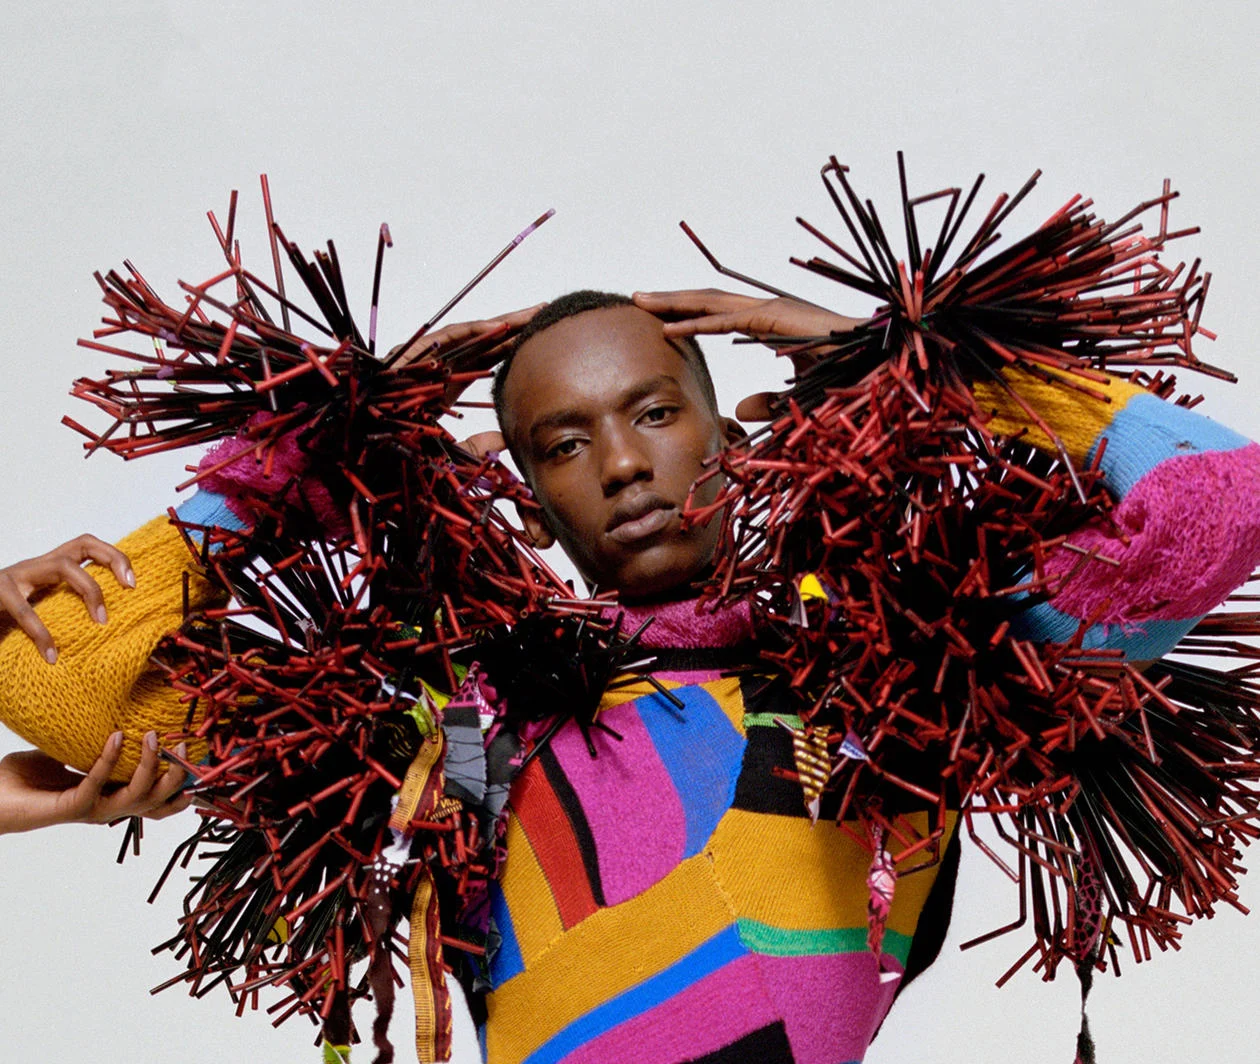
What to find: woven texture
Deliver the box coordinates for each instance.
[973,366,1148,468]
[483,637,954,1064]
[979,368,1260,659]
[0,516,220,779]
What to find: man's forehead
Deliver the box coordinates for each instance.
[501,306,694,431]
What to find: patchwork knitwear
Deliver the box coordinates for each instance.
[482,619,956,1064]
[481,373,1260,1064]
[975,368,1260,661]
[0,371,1256,1061]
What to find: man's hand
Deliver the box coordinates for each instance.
[0,535,135,665]
[0,732,190,835]
[632,289,865,420]
[457,431,509,460]
[389,304,546,406]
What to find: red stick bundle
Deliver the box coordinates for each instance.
[683,156,1260,981]
[68,182,592,1056]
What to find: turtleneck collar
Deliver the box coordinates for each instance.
[612,596,754,649]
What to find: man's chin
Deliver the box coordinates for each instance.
[605,548,714,604]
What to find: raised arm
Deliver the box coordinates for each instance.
[974,366,1260,661]
[632,287,1260,662]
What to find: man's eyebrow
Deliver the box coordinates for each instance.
[618,375,682,410]
[529,406,590,441]
[527,375,683,443]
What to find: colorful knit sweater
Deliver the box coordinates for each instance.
[481,597,955,1064]
[0,371,1258,1063]
[476,374,1260,1064]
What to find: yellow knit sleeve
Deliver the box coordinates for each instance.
[0,516,225,780]
[971,366,1148,466]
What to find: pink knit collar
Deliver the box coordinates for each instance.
[612,596,754,649]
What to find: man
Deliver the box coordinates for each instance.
[1,287,1257,1063]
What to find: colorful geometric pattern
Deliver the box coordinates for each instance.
[484,667,955,1064]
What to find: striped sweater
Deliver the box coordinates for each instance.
[481,599,955,1064]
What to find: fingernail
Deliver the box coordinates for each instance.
[125,569,136,588]
[95,605,108,624]
[145,731,158,751]
[44,647,58,665]
[176,742,188,758]
[110,732,124,752]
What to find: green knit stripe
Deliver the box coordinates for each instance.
[736,919,913,965]
[323,1042,351,1064]
[742,712,803,730]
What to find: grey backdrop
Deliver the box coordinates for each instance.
[1,2,1257,1061]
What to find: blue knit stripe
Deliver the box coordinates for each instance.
[637,687,745,858]
[1088,392,1249,498]
[1012,598,1200,661]
[487,880,526,985]
[521,925,746,1064]
[173,490,247,540]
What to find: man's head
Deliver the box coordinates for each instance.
[493,291,739,601]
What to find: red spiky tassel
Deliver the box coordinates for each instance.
[683,156,1260,987]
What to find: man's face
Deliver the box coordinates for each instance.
[501,305,730,601]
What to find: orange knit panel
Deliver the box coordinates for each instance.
[0,516,223,778]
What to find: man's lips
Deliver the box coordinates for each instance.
[606,493,677,545]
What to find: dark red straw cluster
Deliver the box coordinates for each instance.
[682,156,1260,983]
[65,180,613,1060]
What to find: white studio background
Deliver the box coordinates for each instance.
[1,2,1257,1062]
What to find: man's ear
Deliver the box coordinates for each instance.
[719,416,748,447]
[519,505,556,549]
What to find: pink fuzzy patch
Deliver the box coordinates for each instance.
[197,413,350,538]
[1046,443,1260,624]
[613,598,754,649]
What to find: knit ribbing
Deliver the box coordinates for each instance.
[0,515,220,779]
[973,366,1147,467]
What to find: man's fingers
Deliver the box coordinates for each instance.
[495,303,547,329]
[446,304,549,370]
[636,291,865,345]
[459,432,508,460]
[393,304,546,369]
[0,576,57,663]
[660,313,752,338]
[442,325,515,372]
[735,392,779,422]
[396,323,502,371]
[632,289,758,319]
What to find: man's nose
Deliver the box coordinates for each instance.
[599,422,653,495]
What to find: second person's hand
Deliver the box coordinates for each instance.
[0,731,190,835]
[0,535,135,665]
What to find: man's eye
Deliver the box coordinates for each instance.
[547,438,582,459]
[640,405,677,424]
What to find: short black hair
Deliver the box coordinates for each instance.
[491,290,718,438]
